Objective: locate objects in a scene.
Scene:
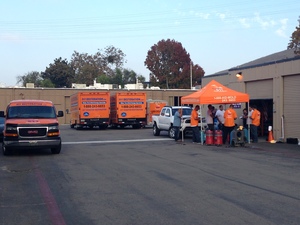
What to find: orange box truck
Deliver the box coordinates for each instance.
[70,92,110,129]
[110,92,147,129]
[146,100,168,125]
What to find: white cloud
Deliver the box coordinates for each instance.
[190,11,210,20]
[216,13,226,21]
[0,33,23,42]
[275,18,288,38]
[253,13,276,29]
[239,18,251,28]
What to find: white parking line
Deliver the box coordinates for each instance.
[62,138,172,145]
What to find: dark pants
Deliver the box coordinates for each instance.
[250,124,258,143]
[192,126,201,143]
[174,126,180,141]
[223,126,235,144]
[207,124,214,131]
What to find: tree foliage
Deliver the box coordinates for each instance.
[288,16,300,54]
[43,57,74,88]
[17,71,43,87]
[16,45,146,88]
[95,68,145,87]
[145,39,205,89]
[70,46,126,86]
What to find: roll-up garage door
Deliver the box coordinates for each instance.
[283,75,300,139]
[246,79,273,99]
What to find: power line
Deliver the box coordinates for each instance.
[0,1,298,40]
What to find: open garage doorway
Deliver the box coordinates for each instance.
[249,99,273,139]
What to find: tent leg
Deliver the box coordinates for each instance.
[248,101,251,144]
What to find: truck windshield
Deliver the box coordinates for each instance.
[172,108,192,116]
[7,106,56,119]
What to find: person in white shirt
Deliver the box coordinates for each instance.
[215,105,225,130]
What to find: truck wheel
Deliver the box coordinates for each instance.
[51,143,61,154]
[169,127,176,139]
[153,123,160,136]
[2,144,11,156]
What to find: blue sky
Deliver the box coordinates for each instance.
[0,0,299,86]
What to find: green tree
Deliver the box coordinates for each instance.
[145,39,204,89]
[96,74,111,84]
[103,45,127,76]
[43,57,74,88]
[111,68,124,87]
[123,69,137,84]
[288,16,300,54]
[70,46,126,86]
[137,75,146,83]
[16,71,42,87]
[40,79,55,88]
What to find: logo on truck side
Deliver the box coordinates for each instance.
[83,112,89,116]
[121,112,127,117]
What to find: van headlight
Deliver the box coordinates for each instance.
[48,125,60,137]
[5,126,18,137]
[6,126,17,131]
[48,125,59,131]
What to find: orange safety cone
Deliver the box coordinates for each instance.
[268,126,275,143]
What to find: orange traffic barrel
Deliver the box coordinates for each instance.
[205,130,214,145]
[214,130,223,146]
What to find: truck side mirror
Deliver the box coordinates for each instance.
[57,111,64,117]
[0,111,5,117]
[165,112,170,117]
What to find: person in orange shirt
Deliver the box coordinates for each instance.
[250,105,261,143]
[222,104,237,145]
[190,105,200,144]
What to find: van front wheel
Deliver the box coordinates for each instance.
[2,144,11,156]
[51,143,61,154]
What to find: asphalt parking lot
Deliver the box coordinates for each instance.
[1,125,300,225]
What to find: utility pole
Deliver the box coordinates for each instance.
[190,61,193,89]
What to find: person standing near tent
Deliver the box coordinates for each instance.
[223,104,237,145]
[250,105,261,143]
[173,108,182,143]
[215,105,225,130]
[206,104,214,131]
[191,105,201,144]
[241,108,248,128]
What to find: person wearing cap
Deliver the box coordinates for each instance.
[223,104,237,145]
[191,105,201,144]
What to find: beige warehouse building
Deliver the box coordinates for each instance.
[0,87,194,126]
[202,49,300,142]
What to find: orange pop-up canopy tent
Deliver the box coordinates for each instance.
[181,80,249,104]
[181,80,250,144]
